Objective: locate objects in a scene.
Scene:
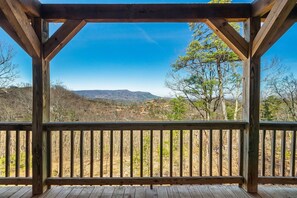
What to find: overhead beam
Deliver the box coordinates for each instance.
[206,18,249,61]
[255,18,295,56]
[252,0,275,17]
[44,20,86,61]
[20,0,41,17]
[0,13,29,54]
[252,0,297,57]
[41,4,251,22]
[0,0,40,58]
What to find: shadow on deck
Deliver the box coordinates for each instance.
[0,185,296,198]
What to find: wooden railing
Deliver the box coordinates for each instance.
[44,121,246,185]
[0,121,296,186]
[0,123,32,185]
[259,122,297,184]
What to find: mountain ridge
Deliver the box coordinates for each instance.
[73,89,160,102]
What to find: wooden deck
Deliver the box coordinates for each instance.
[0,185,296,198]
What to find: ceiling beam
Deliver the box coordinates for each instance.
[0,0,40,58]
[252,0,297,57]
[19,0,41,17]
[254,18,295,56]
[0,10,29,53]
[252,0,275,17]
[40,4,251,22]
[44,20,86,61]
[206,18,249,61]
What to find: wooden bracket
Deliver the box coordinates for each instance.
[0,0,40,58]
[206,18,249,61]
[44,20,86,61]
[252,0,297,57]
[252,0,275,17]
[19,0,41,17]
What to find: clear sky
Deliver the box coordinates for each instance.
[1,0,296,97]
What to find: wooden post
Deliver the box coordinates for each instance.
[32,17,50,195]
[242,17,261,193]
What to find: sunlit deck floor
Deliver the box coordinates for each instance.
[0,185,296,198]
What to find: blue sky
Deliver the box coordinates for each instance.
[1,0,296,97]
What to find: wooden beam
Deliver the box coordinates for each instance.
[0,10,29,54]
[252,0,275,17]
[206,18,249,61]
[0,0,40,58]
[242,17,261,193]
[20,0,41,17]
[44,20,86,61]
[40,4,251,22]
[32,18,50,195]
[256,18,295,56]
[252,0,297,57]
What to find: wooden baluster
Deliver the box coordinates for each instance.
[15,130,20,178]
[5,130,10,177]
[239,129,244,177]
[90,130,94,177]
[189,130,193,177]
[180,130,183,177]
[25,130,30,177]
[209,129,213,176]
[199,130,203,176]
[170,130,173,177]
[228,129,233,176]
[271,130,276,176]
[110,130,113,178]
[100,130,103,178]
[80,130,84,178]
[70,130,74,177]
[290,130,296,177]
[120,130,123,177]
[219,129,223,176]
[140,130,143,178]
[130,130,133,177]
[261,130,266,176]
[160,130,163,177]
[281,130,286,176]
[150,130,153,178]
[59,130,63,178]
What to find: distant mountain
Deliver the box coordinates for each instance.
[73,89,160,102]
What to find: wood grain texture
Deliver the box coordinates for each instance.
[40,4,251,22]
[252,0,297,56]
[0,0,40,58]
[206,18,249,60]
[242,17,261,193]
[252,0,275,17]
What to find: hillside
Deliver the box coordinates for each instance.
[0,86,171,122]
[74,89,160,102]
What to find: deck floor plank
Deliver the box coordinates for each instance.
[112,186,126,198]
[89,186,105,198]
[0,185,296,198]
[9,186,31,198]
[41,186,64,198]
[187,185,203,198]
[1,186,22,197]
[101,187,115,198]
[123,186,136,198]
[78,187,95,198]
[134,186,146,198]
[156,186,169,198]
[196,185,214,198]
[176,185,191,198]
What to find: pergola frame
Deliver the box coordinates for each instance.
[0,0,297,196]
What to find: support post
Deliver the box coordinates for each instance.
[32,17,50,195]
[242,17,261,193]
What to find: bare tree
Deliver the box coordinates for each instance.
[0,42,18,89]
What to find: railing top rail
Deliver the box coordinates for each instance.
[43,121,247,131]
[260,122,297,130]
[0,122,32,130]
